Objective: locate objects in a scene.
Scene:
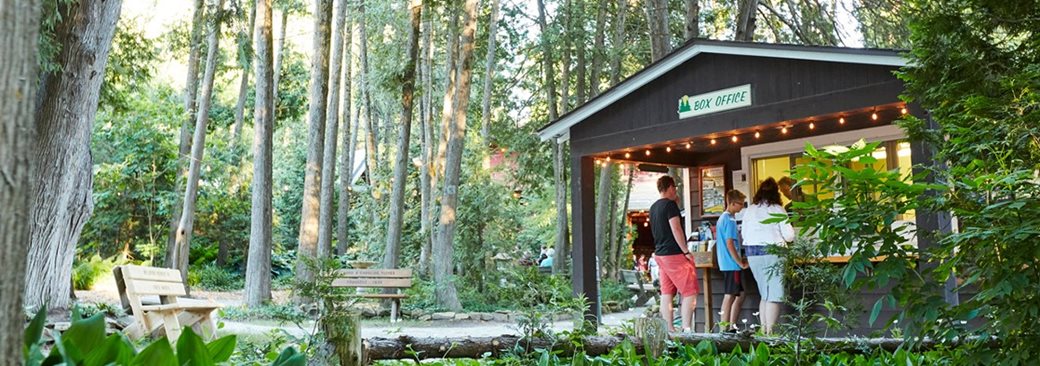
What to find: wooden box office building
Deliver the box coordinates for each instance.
[537,39,958,335]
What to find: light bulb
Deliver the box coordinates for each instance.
[754,131,761,139]
[839,117,845,124]
[645,150,651,156]
[710,139,717,145]
[685,142,692,149]
[901,107,908,115]
[666,146,672,153]
[624,152,631,158]
[605,156,611,162]
[731,136,738,143]
[643,221,648,227]
[809,122,815,130]
[872,112,878,121]
[781,126,788,134]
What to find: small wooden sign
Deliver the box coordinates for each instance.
[332,278,413,288]
[337,269,412,278]
[122,265,183,282]
[129,280,187,296]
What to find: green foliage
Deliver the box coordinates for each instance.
[23,307,304,365]
[374,339,970,365]
[896,0,1040,362]
[188,263,245,291]
[72,254,119,290]
[102,19,160,113]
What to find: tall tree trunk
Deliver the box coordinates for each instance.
[273,8,288,105]
[575,9,586,105]
[384,0,423,271]
[0,0,41,358]
[432,4,461,202]
[613,168,633,279]
[318,0,349,258]
[559,0,570,113]
[644,0,671,62]
[479,0,500,142]
[684,0,699,41]
[735,0,759,41]
[604,176,618,280]
[244,0,275,306]
[538,0,567,275]
[172,0,225,290]
[242,0,272,307]
[433,0,479,311]
[609,0,628,86]
[295,0,333,288]
[589,0,608,97]
[26,0,121,311]
[336,11,355,256]
[359,1,378,186]
[551,140,569,274]
[232,0,257,143]
[418,8,435,275]
[594,163,612,273]
[167,0,207,268]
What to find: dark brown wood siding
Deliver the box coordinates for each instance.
[570,54,902,156]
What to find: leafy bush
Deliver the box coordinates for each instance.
[600,280,634,311]
[188,263,245,291]
[71,254,118,290]
[23,306,306,366]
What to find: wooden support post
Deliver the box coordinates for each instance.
[700,267,713,332]
[572,155,599,326]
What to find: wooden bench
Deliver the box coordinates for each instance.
[621,270,658,307]
[113,265,222,342]
[332,268,413,323]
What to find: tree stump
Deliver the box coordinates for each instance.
[634,317,667,359]
[321,310,363,366]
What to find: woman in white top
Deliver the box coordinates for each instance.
[742,177,796,334]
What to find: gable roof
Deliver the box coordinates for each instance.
[536,39,907,143]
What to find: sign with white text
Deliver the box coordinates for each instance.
[677,84,752,119]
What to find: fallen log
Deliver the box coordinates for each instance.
[363,333,995,361]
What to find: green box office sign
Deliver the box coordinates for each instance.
[677,84,752,119]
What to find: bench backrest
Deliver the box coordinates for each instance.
[115,265,186,316]
[332,269,413,288]
[620,270,640,284]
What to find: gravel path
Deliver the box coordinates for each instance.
[221,307,651,339]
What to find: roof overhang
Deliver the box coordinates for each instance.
[536,41,907,143]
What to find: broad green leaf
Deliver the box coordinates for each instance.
[131,338,177,366]
[205,334,237,363]
[175,328,214,366]
[61,312,108,363]
[271,346,307,366]
[25,306,47,350]
[83,334,135,366]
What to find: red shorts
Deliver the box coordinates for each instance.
[656,254,700,296]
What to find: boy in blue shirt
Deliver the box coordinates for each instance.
[716,189,748,332]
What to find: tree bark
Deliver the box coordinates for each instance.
[317,0,349,258]
[231,0,257,143]
[735,0,759,41]
[273,8,288,105]
[609,0,628,86]
[537,0,567,275]
[295,0,333,288]
[166,0,207,269]
[244,0,274,307]
[535,0,559,121]
[384,0,423,271]
[612,167,633,279]
[0,0,41,358]
[432,4,461,204]
[684,0,700,41]
[574,8,586,105]
[336,10,355,256]
[604,172,619,280]
[559,0,570,113]
[594,163,612,272]
[25,0,121,311]
[418,7,435,275]
[172,0,225,290]
[479,0,500,142]
[358,2,378,186]
[589,0,608,97]
[433,0,479,312]
[645,0,671,62]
